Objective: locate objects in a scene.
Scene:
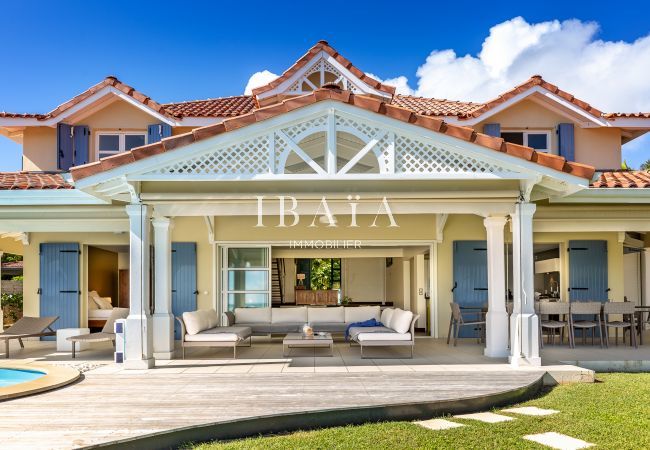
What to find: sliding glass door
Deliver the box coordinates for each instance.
[221,246,271,311]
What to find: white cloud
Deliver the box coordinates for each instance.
[244,70,278,95]
[366,73,414,96]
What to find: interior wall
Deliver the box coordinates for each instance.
[624,251,642,305]
[87,246,118,302]
[385,257,405,308]
[343,257,385,302]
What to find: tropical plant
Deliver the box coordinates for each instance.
[640,159,650,171]
[1,292,23,325]
[1,253,22,263]
[310,258,333,290]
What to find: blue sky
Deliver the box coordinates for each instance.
[1,0,649,171]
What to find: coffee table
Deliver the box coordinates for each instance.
[283,333,333,357]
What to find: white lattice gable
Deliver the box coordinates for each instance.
[76,101,589,197]
[256,51,392,101]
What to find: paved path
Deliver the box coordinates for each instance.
[0,368,543,449]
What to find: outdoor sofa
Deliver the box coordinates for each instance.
[349,308,420,358]
[177,309,252,359]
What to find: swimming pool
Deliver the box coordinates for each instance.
[0,368,45,387]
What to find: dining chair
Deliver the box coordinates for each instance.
[447,302,486,347]
[538,301,573,348]
[603,301,637,348]
[569,302,604,348]
[636,308,650,346]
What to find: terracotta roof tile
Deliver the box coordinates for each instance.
[0,172,72,190]
[251,40,396,98]
[392,95,482,116]
[162,96,256,117]
[602,112,650,119]
[70,87,595,183]
[590,171,650,188]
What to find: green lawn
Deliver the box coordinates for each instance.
[190,373,650,449]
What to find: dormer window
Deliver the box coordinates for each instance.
[97,131,146,159]
[501,130,551,153]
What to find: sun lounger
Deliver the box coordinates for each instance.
[0,316,59,358]
[67,308,129,358]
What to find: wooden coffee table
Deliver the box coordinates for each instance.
[283,333,334,356]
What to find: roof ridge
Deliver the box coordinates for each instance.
[70,87,594,182]
[162,95,252,106]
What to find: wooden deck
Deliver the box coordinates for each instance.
[0,367,543,449]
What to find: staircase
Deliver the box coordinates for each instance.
[271,258,284,305]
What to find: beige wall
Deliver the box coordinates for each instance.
[473,98,622,169]
[386,257,409,309]
[87,246,118,301]
[343,257,385,302]
[22,127,57,171]
[0,237,25,256]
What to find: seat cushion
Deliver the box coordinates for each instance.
[344,306,380,324]
[235,307,271,324]
[308,306,344,324]
[357,332,412,342]
[269,323,302,333]
[237,323,273,334]
[272,307,307,324]
[348,325,394,341]
[380,308,395,328]
[390,309,414,334]
[185,326,252,342]
[312,322,347,333]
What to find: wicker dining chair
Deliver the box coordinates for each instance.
[447,302,486,347]
[538,301,573,348]
[569,301,604,348]
[603,301,637,348]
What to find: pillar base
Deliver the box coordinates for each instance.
[153,313,175,358]
[508,355,542,367]
[509,312,541,367]
[123,358,155,370]
[153,351,175,360]
[484,310,509,358]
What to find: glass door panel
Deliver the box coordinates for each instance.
[222,246,271,311]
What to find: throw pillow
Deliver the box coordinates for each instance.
[391,309,414,334]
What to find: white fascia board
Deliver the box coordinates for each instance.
[452,86,607,127]
[0,189,109,205]
[550,188,650,204]
[0,87,178,128]
[74,100,587,190]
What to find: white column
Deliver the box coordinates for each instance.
[483,216,508,358]
[124,204,155,369]
[509,202,540,366]
[152,217,174,359]
[643,248,650,308]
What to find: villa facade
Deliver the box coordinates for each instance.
[1,40,650,368]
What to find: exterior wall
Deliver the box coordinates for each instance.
[22,127,57,171]
[0,237,25,256]
[472,99,622,169]
[87,246,118,301]
[170,217,214,311]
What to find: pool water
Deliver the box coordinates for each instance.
[0,368,45,387]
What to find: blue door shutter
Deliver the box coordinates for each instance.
[148,123,172,143]
[172,242,197,339]
[568,240,608,301]
[483,123,501,137]
[558,123,575,161]
[453,241,488,337]
[39,243,80,340]
[73,125,90,166]
[57,124,74,170]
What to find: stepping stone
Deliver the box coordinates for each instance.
[415,418,464,431]
[454,412,514,423]
[524,432,594,450]
[502,406,560,416]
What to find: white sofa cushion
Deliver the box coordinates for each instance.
[380,308,395,328]
[235,307,271,324]
[272,307,308,323]
[307,306,345,324]
[344,306,380,323]
[182,310,210,335]
[357,332,412,341]
[204,309,220,329]
[390,309,414,334]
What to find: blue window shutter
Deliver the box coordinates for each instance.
[558,123,575,161]
[57,124,74,170]
[172,242,197,339]
[568,240,608,301]
[39,243,80,340]
[73,125,89,166]
[483,123,501,137]
[148,123,172,143]
[453,241,488,337]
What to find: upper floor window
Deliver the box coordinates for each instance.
[501,130,551,153]
[97,132,146,159]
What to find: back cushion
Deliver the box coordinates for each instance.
[204,309,220,329]
[344,306,380,323]
[182,310,210,335]
[380,308,395,328]
[307,306,345,324]
[391,309,414,334]
[235,307,272,324]
[272,307,308,323]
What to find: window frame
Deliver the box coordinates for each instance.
[95,131,147,160]
[500,130,552,153]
